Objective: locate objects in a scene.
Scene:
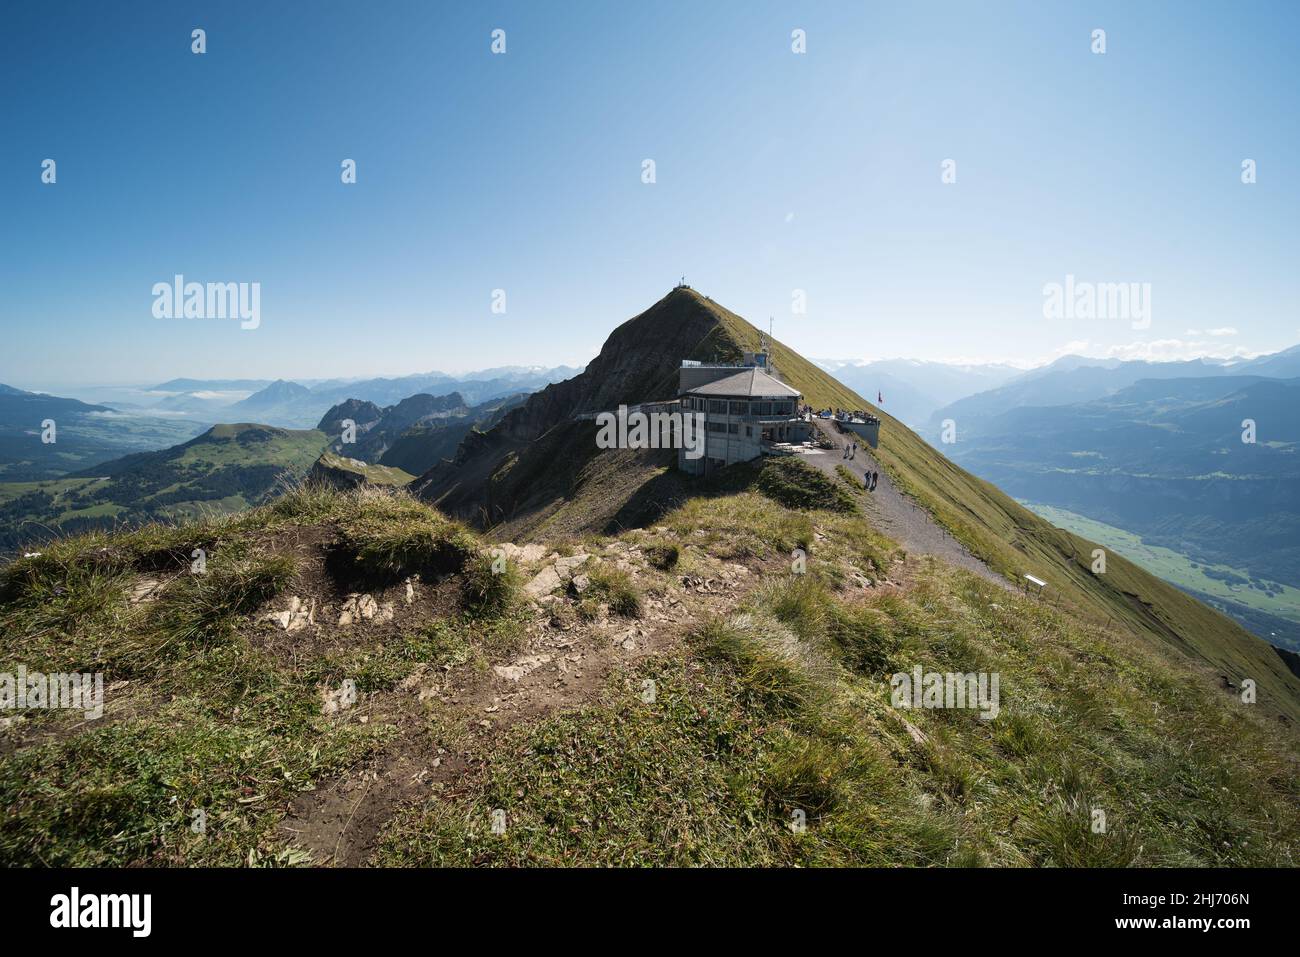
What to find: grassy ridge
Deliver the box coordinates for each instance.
[2,483,1294,866]
[376,493,1298,866]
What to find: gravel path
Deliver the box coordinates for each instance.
[803,419,1010,588]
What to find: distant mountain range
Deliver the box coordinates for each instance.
[812,358,1023,427]
[926,349,1300,651]
[316,391,527,476]
[926,352,1297,431]
[0,367,580,483]
[144,365,582,429]
[0,379,534,550]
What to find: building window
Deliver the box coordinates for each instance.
[729,400,747,415]
[708,399,727,414]
[754,401,773,416]
[727,423,738,434]
[745,426,752,437]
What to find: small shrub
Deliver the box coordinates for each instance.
[692,614,816,716]
[583,563,644,618]
[644,542,680,570]
[335,504,479,583]
[461,551,522,617]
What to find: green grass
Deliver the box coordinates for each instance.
[3,474,1297,869]
[378,560,1300,867]
[663,492,812,561]
[332,490,481,583]
[755,457,857,514]
[577,562,644,619]
[0,485,525,867]
[1025,502,1300,626]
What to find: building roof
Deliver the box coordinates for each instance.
[682,368,801,399]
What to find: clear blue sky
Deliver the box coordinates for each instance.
[2,0,1296,388]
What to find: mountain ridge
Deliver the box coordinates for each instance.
[416,287,1300,722]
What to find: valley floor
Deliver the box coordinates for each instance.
[1023,501,1300,655]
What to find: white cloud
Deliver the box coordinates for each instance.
[1184,327,1238,337]
[1049,337,1261,363]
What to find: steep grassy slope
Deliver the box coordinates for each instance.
[702,296,1300,723]
[381,559,1297,867]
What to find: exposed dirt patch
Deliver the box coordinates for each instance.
[277,542,785,866]
[247,524,463,665]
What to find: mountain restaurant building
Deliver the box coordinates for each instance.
[677,362,810,475]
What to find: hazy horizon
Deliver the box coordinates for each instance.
[12,334,1293,396]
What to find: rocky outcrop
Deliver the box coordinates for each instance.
[317,398,384,436]
[308,452,412,489]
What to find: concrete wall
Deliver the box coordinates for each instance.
[838,418,881,448]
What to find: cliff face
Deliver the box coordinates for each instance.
[317,399,384,435]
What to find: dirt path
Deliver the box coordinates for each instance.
[805,419,1010,589]
[279,547,774,865]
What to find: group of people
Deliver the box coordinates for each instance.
[817,407,876,423]
[842,440,880,490]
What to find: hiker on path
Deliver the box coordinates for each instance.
[870,471,879,491]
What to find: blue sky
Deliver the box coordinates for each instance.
[2,0,1297,388]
